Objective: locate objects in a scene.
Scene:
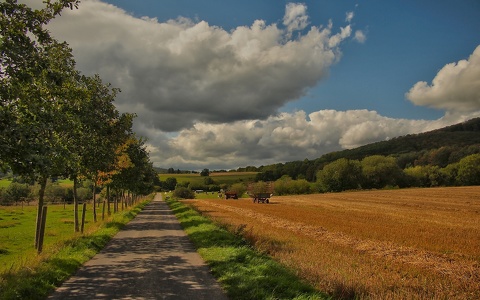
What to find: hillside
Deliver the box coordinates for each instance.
[317,117,480,162]
[255,118,480,181]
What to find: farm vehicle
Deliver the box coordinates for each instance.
[247,181,274,204]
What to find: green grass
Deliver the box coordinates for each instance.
[0,179,12,188]
[158,172,257,186]
[166,198,328,300]
[0,197,153,299]
[0,204,99,270]
[55,179,73,188]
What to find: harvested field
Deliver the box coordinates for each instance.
[182,186,480,299]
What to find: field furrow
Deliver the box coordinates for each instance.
[183,186,480,299]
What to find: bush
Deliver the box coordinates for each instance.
[228,183,246,197]
[173,187,195,199]
[1,182,31,205]
[317,158,362,192]
[456,154,480,185]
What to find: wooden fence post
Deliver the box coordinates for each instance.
[81,203,87,233]
[37,206,48,253]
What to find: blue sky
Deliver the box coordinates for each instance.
[38,0,480,170]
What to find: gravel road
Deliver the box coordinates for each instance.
[48,193,228,300]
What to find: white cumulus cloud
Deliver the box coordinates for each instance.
[44,0,352,132]
[283,3,310,35]
[406,45,480,112]
[145,109,472,170]
[354,30,366,43]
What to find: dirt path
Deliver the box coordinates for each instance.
[48,194,228,300]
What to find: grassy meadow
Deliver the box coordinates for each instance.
[0,204,97,271]
[0,197,153,299]
[158,171,257,186]
[182,186,480,299]
[0,179,12,188]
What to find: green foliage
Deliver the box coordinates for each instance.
[162,177,177,191]
[274,176,312,195]
[316,158,362,192]
[361,155,403,189]
[173,187,196,199]
[200,168,210,176]
[404,165,440,187]
[228,183,247,197]
[456,154,480,186]
[0,182,31,205]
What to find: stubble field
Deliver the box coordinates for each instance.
[183,186,480,299]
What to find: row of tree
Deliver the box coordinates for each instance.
[222,153,480,197]
[0,0,156,251]
[316,154,480,193]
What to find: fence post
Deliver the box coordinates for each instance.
[37,206,48,253]
[81,203,87,233]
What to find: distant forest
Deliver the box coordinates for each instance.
[241,117,480,183]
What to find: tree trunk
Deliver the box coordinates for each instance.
[107,185,111,215]
[73,177,79,232]
[34,176,48,250]
[37,206,48,253]
[81,202,87,233]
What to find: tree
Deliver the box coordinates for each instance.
[66,74,133,225]
[456,154,480,186]
[316,158,362,192]
[163,177,177,191]
[3,182,31,205]
[361,155,402,189]
[1,0,80,249]
[200,168,210,177]
[173,187,195,199]
[229,183,246,197]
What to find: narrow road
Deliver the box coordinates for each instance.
[48,194,228,300]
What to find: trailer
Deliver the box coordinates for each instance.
[247,181,274,204]
[252,192,271,203]
[224,191,238,199]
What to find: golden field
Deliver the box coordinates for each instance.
[183,186,480,299]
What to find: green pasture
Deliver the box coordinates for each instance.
[0,197,152,299]
[0,179,12,188]
[158,172,257,186]
[0,203,98,272]
[56,179,74,187]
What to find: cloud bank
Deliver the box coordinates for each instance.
[29,0,480,170]
[147,110,474,170]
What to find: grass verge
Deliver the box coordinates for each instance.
[0,196,152,300]
[166,197,328,300]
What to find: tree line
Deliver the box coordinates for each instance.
[225,152,480,197]
[0,0,157,251]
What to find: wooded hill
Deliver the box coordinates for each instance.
[253,117,480,182]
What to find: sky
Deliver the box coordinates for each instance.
[24,0,480,170]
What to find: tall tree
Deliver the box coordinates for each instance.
[316,158,362,192]
[1,0,80,248]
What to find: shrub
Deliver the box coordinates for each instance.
[173,187,195,199]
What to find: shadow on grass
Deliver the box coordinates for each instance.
[166,198,330,300]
